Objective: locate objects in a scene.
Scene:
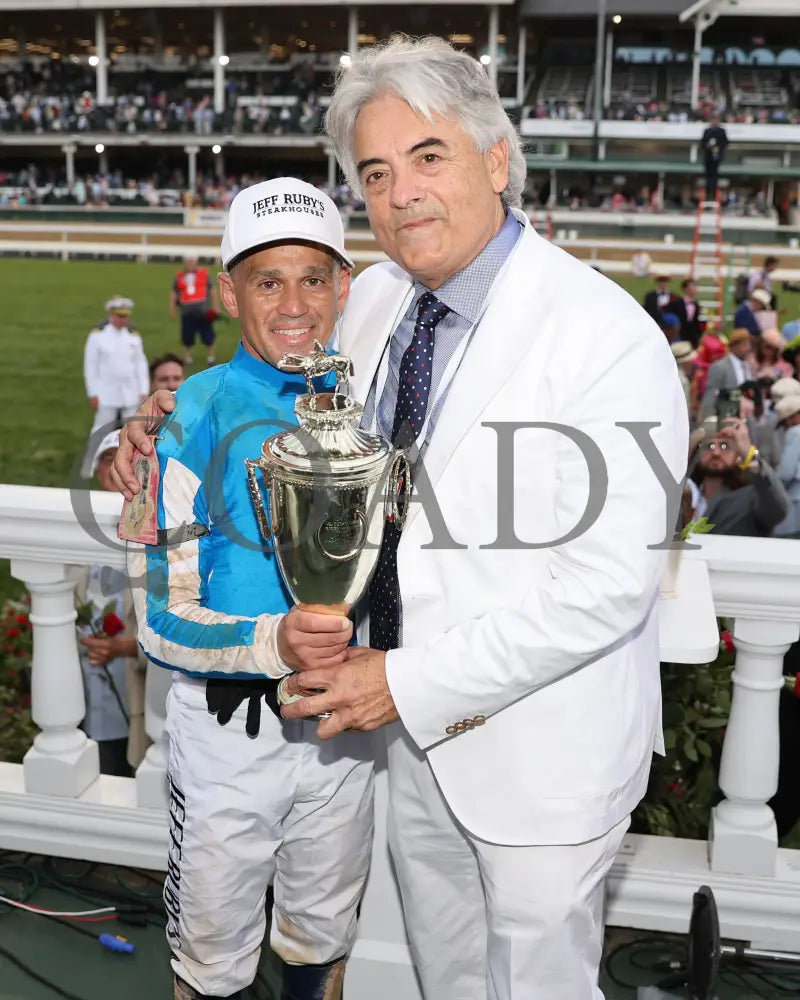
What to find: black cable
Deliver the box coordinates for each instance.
[44,857,97,881]
[113,865,163,899]
[0,940,92,1000]
[38,864,166,917]
[603,935,686,991]
[720,957,800,996]
[118,865,164,889]
[50,916,104,941]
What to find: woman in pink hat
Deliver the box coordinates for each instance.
[691,325,728,415]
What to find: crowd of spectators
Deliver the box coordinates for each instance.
[0,162,363,213]
[637,264,800,545]
[4,54,800,138]
[0,58,327,137]
[524,62,800,125]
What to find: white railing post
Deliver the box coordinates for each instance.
[10,559,99,797]
[135,663,171,809]
[710,616,799,876]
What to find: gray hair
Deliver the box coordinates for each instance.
[325,35,526,209]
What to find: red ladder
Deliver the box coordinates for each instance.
[690,189,724,330]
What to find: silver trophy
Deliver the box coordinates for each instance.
[245,341,409,709]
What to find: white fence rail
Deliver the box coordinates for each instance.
[3,221,800,278]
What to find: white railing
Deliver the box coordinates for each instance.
[1,485,799,996]
[0,223,386,267]
[3,221,800,280]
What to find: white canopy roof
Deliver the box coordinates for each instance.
[680,0,800,23]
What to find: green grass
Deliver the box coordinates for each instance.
[0,258,240,605]
[0,258,239,489]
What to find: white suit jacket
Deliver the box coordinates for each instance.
[339,213,688,846]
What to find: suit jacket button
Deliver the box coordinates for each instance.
[454,721,467,732]
[445,725,457,735]
[474,715,486,726]
[463,718,475,728]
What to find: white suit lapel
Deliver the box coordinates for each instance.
[342,267,413,404]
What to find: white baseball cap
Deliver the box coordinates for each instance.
[91,429,121,475]
[221,178,354,271]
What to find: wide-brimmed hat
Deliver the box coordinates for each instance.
[671,341,697,363]
[775,395,800,425]
[751,288,772,308]
[770,377,800,401]
[761,328,785,351]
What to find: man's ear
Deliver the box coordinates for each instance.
[486,138,509,197]
[217,271,240,319]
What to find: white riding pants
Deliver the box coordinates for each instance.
[164,674,374,997]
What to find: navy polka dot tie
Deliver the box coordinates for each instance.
[369,292,450,652]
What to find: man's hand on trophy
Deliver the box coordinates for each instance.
[280,646,399,737]
[110,390,176,500]
[277,608,353,669]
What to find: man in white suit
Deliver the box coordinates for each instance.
[280,37,689,1000]
[113,37,688,1000]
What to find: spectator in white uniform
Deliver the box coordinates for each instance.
[83,296,149,475]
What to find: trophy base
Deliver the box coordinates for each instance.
[277,674,332,721]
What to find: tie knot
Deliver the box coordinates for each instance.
[416,291,450,329]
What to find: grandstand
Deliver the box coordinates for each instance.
[0,1,798,227]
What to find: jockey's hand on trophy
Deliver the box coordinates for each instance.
[277,607,353,670]
[110,391,176,500]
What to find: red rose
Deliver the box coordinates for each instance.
[102,612,125,637]
[795,673,800,697]
[720,631,735,653]
[7,628,20,638]
[16,614,29,626]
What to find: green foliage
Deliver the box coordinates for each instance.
[633,634,735,840]
[680,516,715,542]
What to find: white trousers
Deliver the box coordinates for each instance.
[164,675,374,997]
[386,726,628,1000]
[91,403,139,432]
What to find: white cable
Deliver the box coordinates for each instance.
[0,894,115,917]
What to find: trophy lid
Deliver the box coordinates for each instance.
[264,391,391,478]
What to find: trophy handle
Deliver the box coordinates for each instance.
[315,509,367,563]
[244,458,273,543]
[388,453,412,529]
